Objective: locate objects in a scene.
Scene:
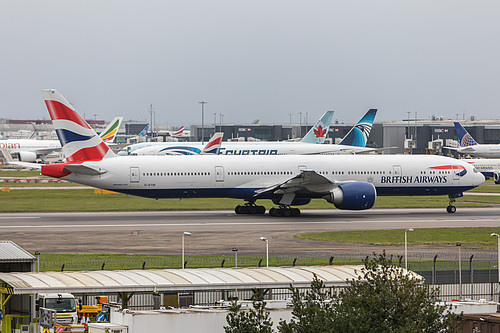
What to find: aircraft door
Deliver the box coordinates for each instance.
[130,167,140,183]
[215,166,224,184]
[298,165,307,172]
[393,165,402,176]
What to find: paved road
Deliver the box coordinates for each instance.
[1,207,499,260]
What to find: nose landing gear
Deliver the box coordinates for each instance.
[447,194,457,213]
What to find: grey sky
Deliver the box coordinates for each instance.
[1,0,499,127]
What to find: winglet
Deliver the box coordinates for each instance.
[201,132,224,155]
[454,122,477,147]
[300,110,334,144]
[41,89,116,162]
[339,109,377,147]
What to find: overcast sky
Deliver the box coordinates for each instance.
[1,0,499,127]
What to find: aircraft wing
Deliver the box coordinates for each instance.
[7,161,42,170]
[254,169,337,205]
[346,146,398,154]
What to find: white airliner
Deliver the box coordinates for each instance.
[461,159,500,184]
[118,109,380,156]
[452,122,500,158]
[0,117,123,162]
[19,89,484,217]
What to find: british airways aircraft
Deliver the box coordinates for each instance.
[119,109,379,156]
[461,159,500,184]
[453,122,500,158]
[26,90,484,217]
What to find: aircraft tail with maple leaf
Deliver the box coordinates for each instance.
[339,109,378,147]
[300,110,334,144]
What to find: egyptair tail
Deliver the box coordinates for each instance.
[201,132,224,155]
[172,126,185,137]
[454,122,478,147]
[41,89,116,162]
[99,117,123,143]
[300,110,334,144]
[339,109,377,147]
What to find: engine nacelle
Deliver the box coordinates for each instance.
[272,198,311,206]
[494,173,500,184]
[324,182,376,210]
[17,151,37,162]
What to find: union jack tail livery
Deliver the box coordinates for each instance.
[201,132,224,155]
[339,109,377,147]
[454,122,478,147]
[300,110,334,144]
[41,89,116,162]
[173,126,185,137]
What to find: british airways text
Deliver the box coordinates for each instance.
[381,175,448,184]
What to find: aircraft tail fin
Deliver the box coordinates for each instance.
[41,89,116,162]
[138,124,149,137]
[339,109,377,147]
[454,122,478,147]
[173,126,185,137]
[99,117,123,143]
[201,132,224,155]
[300,110,334,144]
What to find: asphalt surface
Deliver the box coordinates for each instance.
[1,207,499,260]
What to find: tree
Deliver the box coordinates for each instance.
[330,252,460,332]
[224,288,274,333]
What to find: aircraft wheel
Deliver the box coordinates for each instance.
[269,208,276,217]
[291,208,301,217]
[235,206,241,214]
[446,205,456,214]
[258,206,266,214]
[240,206,249,214]
[250,206,258,214]
[283,208,292,217]
[274,208,283,217]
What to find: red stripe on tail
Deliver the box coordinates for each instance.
[66,142,110,162]
[45,100,90,129]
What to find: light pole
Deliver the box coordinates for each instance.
[260,237,268,267]
[404,228,414,271]
[232,248,238,268]
[34,251,40,273]
[199,101,207,144]
[491,233,500,284]
[182,232,191,269]
[457,242,462,300]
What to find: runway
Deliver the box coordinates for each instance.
[1,207,499,260]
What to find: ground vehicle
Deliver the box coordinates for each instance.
[36,293,78,326]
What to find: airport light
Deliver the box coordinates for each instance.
[34,251,40,273]
[491,233,500,284]
[457,242,462,300]
[232,248,238,268]
[404,228,414,271]
[199,101,207,144]
[260,237,268,267]
[182,232,191,269]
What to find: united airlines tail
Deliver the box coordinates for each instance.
[300,110,334,144]
[41,89,116,162]
[99,117,123,143]
[339,109,378,147]
[201,132,224,155]
[454,122,478,147]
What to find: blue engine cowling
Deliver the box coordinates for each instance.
[494,173,500,184]
[323,182,377,210]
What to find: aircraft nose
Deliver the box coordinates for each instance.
[475,172,485,186]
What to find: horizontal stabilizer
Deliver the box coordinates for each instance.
[64,164,107,175]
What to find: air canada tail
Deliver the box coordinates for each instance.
[99,117,123,143]
[454,122,478,147]
[300,110,334,144]
[201,132,224,155]
[41,89,116,162]
[339,109,377,147]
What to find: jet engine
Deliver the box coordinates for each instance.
[324,182,376,210]
[17,151,37,162]
[494,173,500,184]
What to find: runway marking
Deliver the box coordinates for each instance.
[0,218,499,229]
[0,217,40,219]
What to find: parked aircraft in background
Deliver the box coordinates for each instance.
[172,126,185,137]
[138,125,149,137]
[452,122,500,158]
[15,89,484,217]
[462,159,500,184]
[0,116,123,162]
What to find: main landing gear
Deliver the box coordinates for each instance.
[234,202,266,215]
[447,194,457,214]
[269,206,301,217]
